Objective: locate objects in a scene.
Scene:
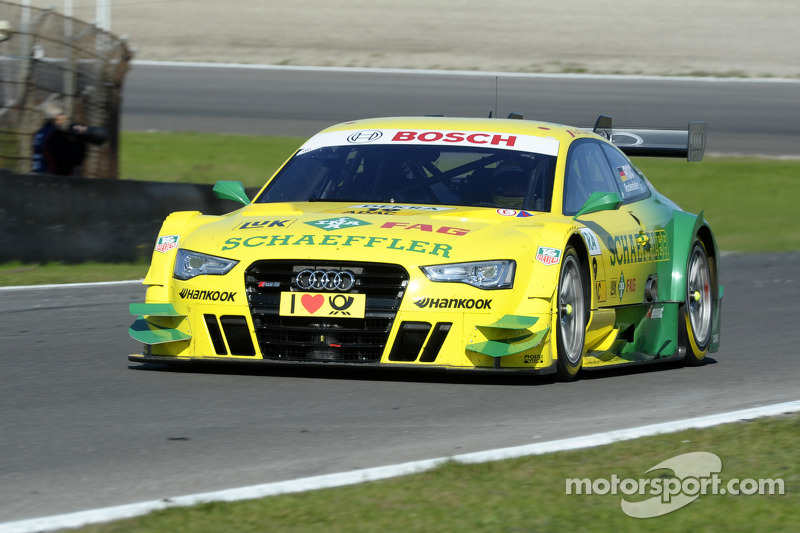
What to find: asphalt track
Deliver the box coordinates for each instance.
[2,67,799,523]
[2,254,799,523]
[121,63,800,156]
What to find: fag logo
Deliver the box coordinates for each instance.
[536,246,562,265]
[305,217,372,231]
[155,235,179,253]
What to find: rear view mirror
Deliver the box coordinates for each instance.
[572,191,623,220]
[213,181,251,206]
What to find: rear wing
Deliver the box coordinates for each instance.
[592,115,707,162]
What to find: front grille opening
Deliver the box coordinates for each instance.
[220,315,256,356]
[245,260,409,363]
[419,322,452,362]
[389,322,431,362]
[204,314,228,355]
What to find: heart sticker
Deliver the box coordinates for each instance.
[301,294,324,314]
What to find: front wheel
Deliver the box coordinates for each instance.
[555,246,587,381]
[679,239,713,366]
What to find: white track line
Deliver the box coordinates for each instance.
[0,279,143,291]
[131,60,800,84]
[2,399,799,533]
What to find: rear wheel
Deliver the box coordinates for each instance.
[680,239,713,366]
[556,246,587,381]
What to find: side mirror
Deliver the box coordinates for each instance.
[213,181,251,206]
[572,191,623,220]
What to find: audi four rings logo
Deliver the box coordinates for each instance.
[295,270,356,291]
[347,130,383,143]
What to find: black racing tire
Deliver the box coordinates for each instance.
[555,245,587,381]
[679,238,713,366]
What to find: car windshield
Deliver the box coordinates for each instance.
[255,144,556,211]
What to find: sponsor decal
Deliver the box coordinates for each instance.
[324,204,454,216]
[380,221,471,236]
[497,209,517,217]
[623,180,645,193]
[351,204,452,212]
[413,298,492,310]
[536,246,562,266]
[222,234,453,258]
[392,130,518,147]
[580,228,602,256]
[258,281,281,288]
[325,207,411,216]
[347,130,383,143]
[516,210,534,218]
[304,217,371,231]
[649,306,664,319]
[607,229,670,266]
[296,129,560,156]
[236,219,295,230]
[279,292,366,317]
[524,353,542,364]
[626,277,637,294]
[595,280,607,302]
[155,235,179,253]
[179,289,236,302]
[618,272,626,299]
[617,164,646,194]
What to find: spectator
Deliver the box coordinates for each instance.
[32,102,106,176]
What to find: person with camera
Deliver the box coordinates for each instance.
[32,102,106,176]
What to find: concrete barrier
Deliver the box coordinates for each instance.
[0,173,255,263]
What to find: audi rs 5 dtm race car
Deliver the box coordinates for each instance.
[130,115,722,381]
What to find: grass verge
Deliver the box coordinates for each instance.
[0,261,147,287]
[119,131,305,187]
[634,157,800,253]
[76,413,799,532]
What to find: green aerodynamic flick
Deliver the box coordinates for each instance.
[129,317,191,345]
[467,327,550,358]
[481,314,540,330]
[129,303,184,317]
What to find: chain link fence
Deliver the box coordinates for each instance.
[0,1,132,178]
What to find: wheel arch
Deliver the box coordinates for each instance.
[662,211,719,303]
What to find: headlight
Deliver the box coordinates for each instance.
[420,260,515,289]
[174,249,238,280]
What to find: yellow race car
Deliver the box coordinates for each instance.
[129,115,721,381]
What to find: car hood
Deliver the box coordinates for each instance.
[180,202,560,265]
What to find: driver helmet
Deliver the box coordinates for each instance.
[491,164,528,209]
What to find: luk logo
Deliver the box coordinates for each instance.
[305,217,372,231]
[565,452,785,519]
[347,130,383,143]
[236,220,294,230]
